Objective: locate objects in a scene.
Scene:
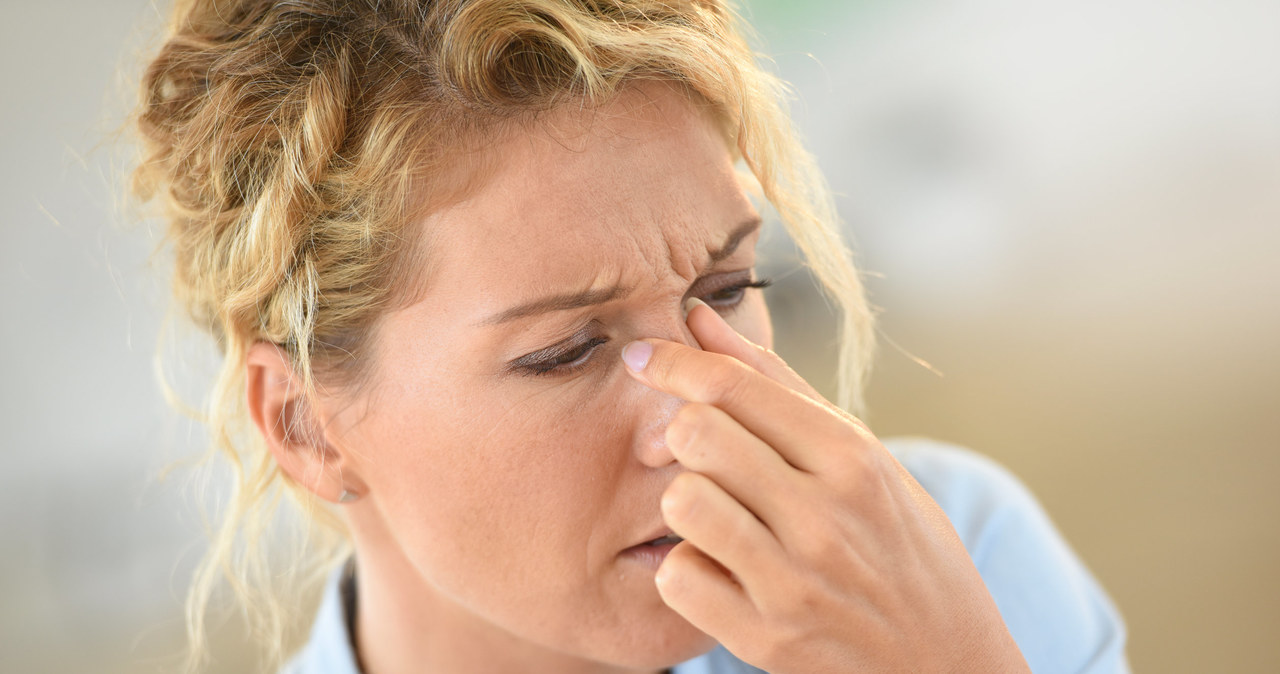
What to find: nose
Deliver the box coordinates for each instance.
[628,307,699,469]
[632,390,685,468]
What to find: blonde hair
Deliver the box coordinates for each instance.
[130,0,875,670]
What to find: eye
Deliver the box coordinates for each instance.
[701,277,773,311]
[516,336,609,377]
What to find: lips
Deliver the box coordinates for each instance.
[620,528,685,568]
[631,527,684,549]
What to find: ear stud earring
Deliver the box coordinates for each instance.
[339,489,360,503]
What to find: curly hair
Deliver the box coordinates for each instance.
[130,0,874,669]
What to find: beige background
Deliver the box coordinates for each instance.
[1,0,1277,672]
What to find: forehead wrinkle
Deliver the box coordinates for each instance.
[638,192,705,281]
[666,216,748,284]
[662,226,681,283]
[604,211,668,289]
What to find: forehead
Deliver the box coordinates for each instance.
[418,84,756,311]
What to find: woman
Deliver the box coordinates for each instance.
[131,0,1128,672]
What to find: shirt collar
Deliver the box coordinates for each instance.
[291,556,742,674]
[289,557,361,674]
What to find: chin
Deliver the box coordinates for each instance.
[587,605,721,670]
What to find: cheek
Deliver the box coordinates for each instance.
[356,374,631,593]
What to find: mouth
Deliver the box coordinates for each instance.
[642,533,684,547]
[620,530,685,568]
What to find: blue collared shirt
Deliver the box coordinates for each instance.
[283,438,1130,673]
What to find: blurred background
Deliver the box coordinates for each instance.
[2,0,1277,671]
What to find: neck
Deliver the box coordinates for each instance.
[349,530,670,674]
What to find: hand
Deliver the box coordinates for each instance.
[620,299,1030,673]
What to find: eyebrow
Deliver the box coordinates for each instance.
[477,216,762,327]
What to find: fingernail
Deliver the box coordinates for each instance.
[682,296,707,321]
[621,341,653,372]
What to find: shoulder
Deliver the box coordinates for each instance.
[883,437,1132,674]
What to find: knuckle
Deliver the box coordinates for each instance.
[659,546,690,578]
[828,445,867,486]
[833,419,871,452]
[664,408,697,455]
[793,528,828,562]
[667,404,722,465]
[672,401,705,428]
[724,508,756,553]
[826,426,880,488]
[663,471,703,522]
[793,517,847,564]
[789,584,826,621]
[699,359,751,405]
[655,552,693,597]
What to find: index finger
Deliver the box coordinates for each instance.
[683,297,824,405]
[620,338,859,474]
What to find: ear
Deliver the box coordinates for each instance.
[246,341,364,504]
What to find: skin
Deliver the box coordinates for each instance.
[246,82,1029,674]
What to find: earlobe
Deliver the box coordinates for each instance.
[245,342,363,504]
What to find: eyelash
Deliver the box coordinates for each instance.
[519,336,609,377]
[518,277,774,378]
[701,277,773,310]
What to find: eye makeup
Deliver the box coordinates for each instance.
[510,330,609,377]
[506,271,773,378]
[697,274,772,310]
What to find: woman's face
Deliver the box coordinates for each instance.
[324,83,771,669]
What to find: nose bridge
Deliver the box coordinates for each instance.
[625,303,699,468]
[649,300,701,350]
